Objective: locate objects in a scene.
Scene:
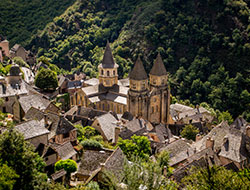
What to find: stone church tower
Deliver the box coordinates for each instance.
[98,41,118,87]
[128,53,170,124]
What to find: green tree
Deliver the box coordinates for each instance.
[218,111,233,125]
[13,57,29,68]
[180,124,199,141]
[35,68,58,91]
[182,166,250,190]
[118,135,151,160]
[0,163,19,190]
[0,128,48,190]
[55,159,77,175]
[102,156,177,190]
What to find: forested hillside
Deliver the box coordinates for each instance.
[0,0,76,46]
[26,0,250,121]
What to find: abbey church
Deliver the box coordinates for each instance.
[71,42,171,124]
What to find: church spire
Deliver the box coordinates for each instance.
[129,57,148,80]
[150,53,167,76]
[101,41,116,68]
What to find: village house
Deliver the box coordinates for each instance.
[0,64,29,115]
[0,37,10,58]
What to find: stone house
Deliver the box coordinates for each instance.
[15,119,50,148]
[10,44,27,62]
[91,112,120,143]
[0,64,29,115]
[0,38,10,57]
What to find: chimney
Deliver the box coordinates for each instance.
[246,126,250,138]
[206,137,214,150]
[196,134,202,142]
[44,114,48,127]
[114,126,121,144]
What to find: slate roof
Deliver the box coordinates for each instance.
[118,78,130,87]
[103,148,125,179]
[101,41,117,68]
[15,119,49,140]
[19,94,51,113]
[24,107,45,121]
[21,67,35,84]
[230,117,249,134]
[46,112,76,139]
[94,113,118,142]
[50,142,77,160]
[219,128,250,163]
[77,107,106,119]
[150,53,167,76]
[121,111,134,121]
[58,75,67,87]
[67,80,82,89]
[159,139,194,166]
[10,44,21,52]
[129,57,148,80]
[84,78,99,86]
[78,149,113,176]
[154,124,172,142]
[51,169,66,180]
[170,103,193,113]
[0,80,28,98]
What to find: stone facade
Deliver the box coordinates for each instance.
[71,43,171,125]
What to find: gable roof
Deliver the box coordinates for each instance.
[19,94,51,113]
[159,139,194,166]
[50,142,77,160]
[24,107,45,121]
[94,113,118,142]
[150,53,167,76]
[129,57,148,80]
[101,41,117,68]
[15,119,49,140]
[51,169,66,181]
[78,149,113,176]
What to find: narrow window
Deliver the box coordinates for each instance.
[156,105,159,112]
[102,104,105,110]
[101,70,104,75]
[107,70,110,76]
[152,106,154,113]
[113,70,115,76]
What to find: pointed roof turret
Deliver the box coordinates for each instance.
[101,41,116,68]
[129,57,148,80]
[150,53,167,76]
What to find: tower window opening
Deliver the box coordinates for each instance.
[113,70,115,76]
[101,70,104,75]
[107,71,110,76]
[152,106,154,113]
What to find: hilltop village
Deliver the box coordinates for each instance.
[0,37,250,188]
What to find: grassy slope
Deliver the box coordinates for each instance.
[0,0,76,46]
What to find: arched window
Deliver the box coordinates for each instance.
[101,70,104,75]
[107,71,110,76]
[152,106,154,113]
[113,70,115,76]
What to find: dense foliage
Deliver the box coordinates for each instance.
[180,124,200,141]
[0,163,19,190]
[26,0,250,121]
[118,135,151,160]
[182,166,250,190]
[103,155,177,190]
[0,128,47,190]
[0,0,76,46]
[34,68,58,91]
[55,159,77,175]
